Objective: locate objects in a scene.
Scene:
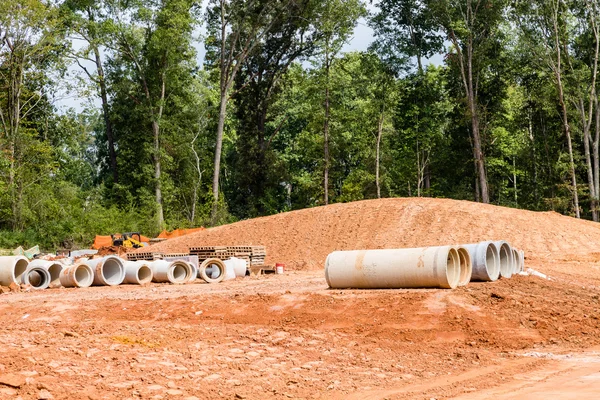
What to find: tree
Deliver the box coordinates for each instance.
[312,0,366,205]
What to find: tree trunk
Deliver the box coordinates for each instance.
[152,120,164,227]
[376,105,384,199]
[323,43,331,206]
[94,46,118,184]
[557,80,580,217]
[595,94,600,220]
[211,92,228,223]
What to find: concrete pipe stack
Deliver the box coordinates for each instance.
[325,240,526,290]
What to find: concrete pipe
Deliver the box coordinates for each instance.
[22,266,51,290]
[0,256,29,286]
[324,246,461,289]
[123,261,153,285]
[187,262,198,283]
[150,260,191,284]
[455,247,472,287]
[493,241,514,279]
[464,241,500,282]
[84,256,125,286]
[512,249,520,275]
[59,264,94,288]
[28,259,63,288]
[199,258,227,284]
[519,250,525,272]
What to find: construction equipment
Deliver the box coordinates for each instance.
[111,233,147,249]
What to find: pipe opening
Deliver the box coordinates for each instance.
[137,266,152,284]
[75,265,92,286]
[172,264,188,282]
[498,244,511,278]
[457,248,471,286]
[27,269,49,288]
[485,244,500,280]
[47,264,62,286]
[446,248,460,288]
[14,259,28,283]
[205,264,223,279]
[102,259,123,285]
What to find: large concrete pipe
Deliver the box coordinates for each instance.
[324,246,461,289]
[59,264,94,288]
[28,259,63,288]
[493,241,514,279]
[84,256,125,286]
[123,261,153,285]
[519,250,525,272]
[150,260,192,284]
[464,241,500,282]
[455,247,472,287]
[22,266,51,290]
[199,258,227,284]
[512,249,520,275]
[0,256,29,286]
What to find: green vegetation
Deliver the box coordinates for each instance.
[1,0,600,249]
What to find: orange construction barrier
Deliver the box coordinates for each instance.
[157,227,205,240]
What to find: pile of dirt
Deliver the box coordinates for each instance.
[133,198,600,270]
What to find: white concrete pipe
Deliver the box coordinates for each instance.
[150,260,192,284]
[22,266,51,290]
[455,247,472,286]
[28,259,63,288]
[187,262,198,283]
[59,264,94,288]
[123,261,153,285]
[493,241,514,279]
[324,246,461,289]
[199,258,227,284]
[84,256,125,286]
[512,249,519,275]
[464,241,500,282]
[0,256,29,286]
[519,250,525,272]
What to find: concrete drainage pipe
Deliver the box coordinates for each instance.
[85,256,126,286]
[464,241,500,282]
[150,260,192,284]
[28,259,63,288]
[0,256,29,287]
[199,258,226,284]
[493,241,514,279]
[123,261,153,285]
[22,266,51,290]
[59,264,94,288]
[518,250,525,272]
[324,246,461,289]
[455,247,472,286]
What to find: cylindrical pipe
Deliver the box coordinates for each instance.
[519,250,525,272]
[0,256,29,286]
[149,260,191,284]
[123,261,153,285]
[22,266,51,290]
[187,262,198,283]
[324,246,461,289]
[199,258,227,284]
[512,248,519,275]
[28,259,63,288]
[493,241,514,279]
[455,246,472,287]
[464,241,500,282]
[59,264,94,288]
[84,256,125,286]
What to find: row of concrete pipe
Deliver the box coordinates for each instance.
[325,240,525,289]
[0,256,228,290]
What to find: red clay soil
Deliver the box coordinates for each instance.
[135,198,600,269]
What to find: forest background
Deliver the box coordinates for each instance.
[1,0,598,249]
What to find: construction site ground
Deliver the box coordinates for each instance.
[2,198,600,399]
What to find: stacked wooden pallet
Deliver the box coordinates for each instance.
[189,245,266,266]
[126,251,163,261]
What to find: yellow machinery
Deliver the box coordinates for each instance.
[111,232,147,248]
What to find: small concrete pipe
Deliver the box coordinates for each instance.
[0,256,29,287]
[22,266,51,290]
[59,264,94,288]
[28,259,63,288]
[493,241,514,279]
[150,260,192,284]
[464,241,500,282]
[455,246,472,287]
[123,261,153,285]
[186,262,198,283]
[199,258,227,284]
[324,246,461,289]
[84,256,125,286]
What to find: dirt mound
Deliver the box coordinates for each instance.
[134,198,600,269]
